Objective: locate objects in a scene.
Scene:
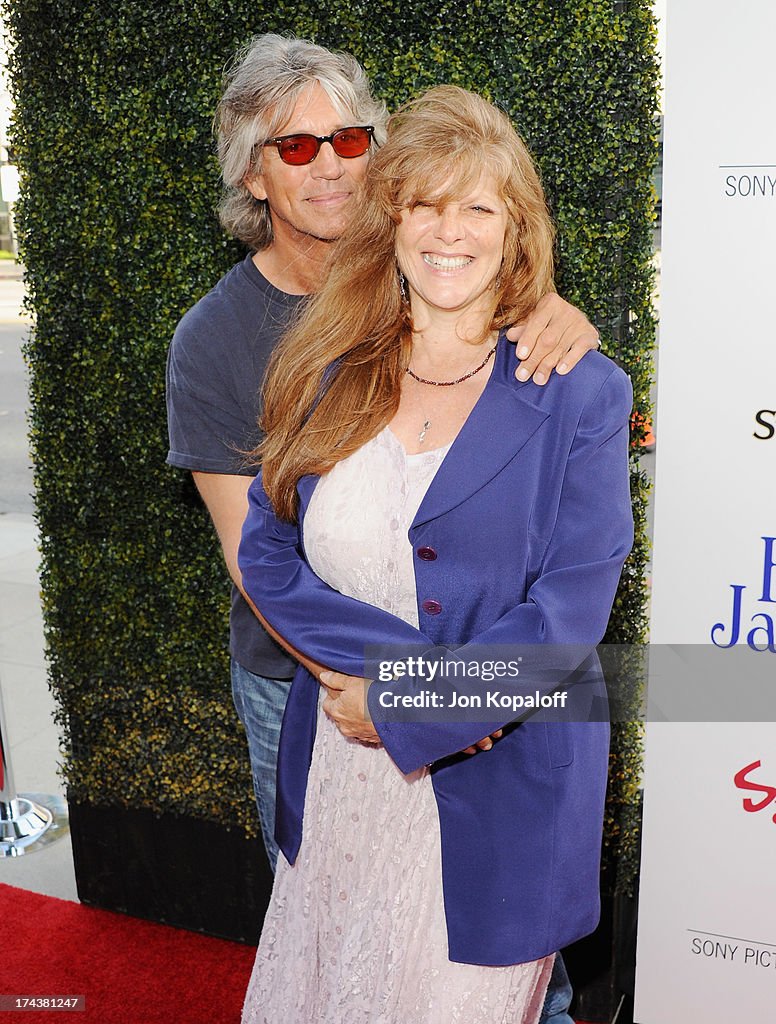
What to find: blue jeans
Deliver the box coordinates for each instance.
[539,952,574,1024]
[230,659,291,872]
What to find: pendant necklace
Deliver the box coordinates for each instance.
[407,340,498,445]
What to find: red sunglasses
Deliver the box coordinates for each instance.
[263,125,374,166]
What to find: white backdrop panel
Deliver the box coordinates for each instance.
[635,1,776,1021]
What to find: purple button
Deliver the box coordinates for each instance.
[417,546,437,561]
[422,599,443,615]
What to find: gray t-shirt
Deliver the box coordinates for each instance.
[166,253,302,679]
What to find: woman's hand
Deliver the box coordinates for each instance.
[319,670,381,745]
[320,669,503,756]
[505,292,599,385]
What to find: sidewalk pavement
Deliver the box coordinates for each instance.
[0,268,74,896]
[0,259,23,280]
[0,497,77,897]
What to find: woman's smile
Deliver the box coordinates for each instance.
[395,175,508,324]
[421,253,474,271]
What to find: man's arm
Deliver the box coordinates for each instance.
[505,292,600,385]
[192,471,251,591]
[192,471,324,678]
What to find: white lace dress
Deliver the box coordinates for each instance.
[241,427,552,1024]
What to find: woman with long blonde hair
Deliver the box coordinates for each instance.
[239,85,633,1023]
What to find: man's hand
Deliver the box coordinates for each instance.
[461,729,503,755]
[506,292,599,386]
[319,670,381,745]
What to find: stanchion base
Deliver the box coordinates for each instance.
[0,793,69,858]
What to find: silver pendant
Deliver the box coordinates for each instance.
[418,419,431,445]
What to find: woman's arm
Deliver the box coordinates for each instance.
[370,366,633,772]
[238,482,433,674]
[238,365,633,770]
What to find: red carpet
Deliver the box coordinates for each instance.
[1,883,599,1023]
[0,883,256,1023]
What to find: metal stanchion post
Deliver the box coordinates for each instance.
[0,680,68,857]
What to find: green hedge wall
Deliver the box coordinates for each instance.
[5,0,658,893]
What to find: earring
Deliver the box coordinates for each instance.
[495,258,505,290]
[398,270,407,300]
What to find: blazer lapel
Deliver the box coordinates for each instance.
[412,338,550,528]
[296,337,550,529]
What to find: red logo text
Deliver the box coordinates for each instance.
[734,760,776,822]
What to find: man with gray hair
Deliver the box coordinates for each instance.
[167,33,599,1023]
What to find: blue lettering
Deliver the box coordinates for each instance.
[761,537,776,603]
[747,613,776,653]
[711,585,744,647]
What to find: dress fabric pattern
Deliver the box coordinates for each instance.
[241,427,552,1024]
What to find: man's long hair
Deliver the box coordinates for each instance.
[216,34,388,250]
[257,86,556,520]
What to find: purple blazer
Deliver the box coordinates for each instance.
[238,337,633,966]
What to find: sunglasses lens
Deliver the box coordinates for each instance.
[272,127,372,164]
[331,127,371,157]
[277,135,319,165]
